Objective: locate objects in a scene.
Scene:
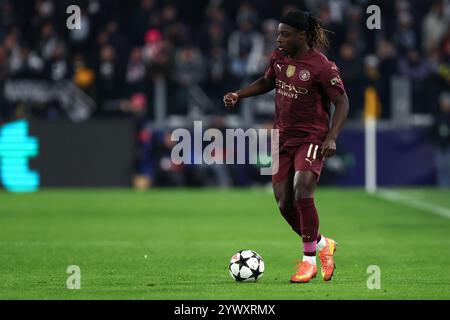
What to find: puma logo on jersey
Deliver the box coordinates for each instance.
[276,64,282,72]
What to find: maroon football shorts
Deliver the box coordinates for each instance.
[272,142,326,185]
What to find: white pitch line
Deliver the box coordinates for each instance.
[375,189,450,220]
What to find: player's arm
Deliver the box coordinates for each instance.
[319,62,349,158]
[224,51,277,108]
[223,75,275,108]
[321,93,349,158]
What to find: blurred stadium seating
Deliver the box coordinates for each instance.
[0,0,449,189]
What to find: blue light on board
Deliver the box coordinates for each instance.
[0,120,39,193]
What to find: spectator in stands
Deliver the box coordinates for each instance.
[428,27,450,109]
[9,45,44,79]
[35,0,55,20]
[0,46,11,119]
[437,27,450,87]
[0,0,14,34]
[128,0,158,46]
[260,19,278,62]
[431,92,450,188]
[343,5,366,59]
[227,3,264,81]
[105,21,131,70]
[198,6,231,54]
[336,42,363,118]
[95,45,122,111]
[120,92,148,119]
[153,131,186,187]
[45,43,71,82]
[374,40,396,115]
[161,3,190,47]
[174,45,205,85]
[398,50,432,113]
[393,9,417,55]
[125,47,147,95]
[0,47,7,82]
[422,0,449,53]
[73,53,95,95]
[361,55,384,118]
[146,36,173,85]
[142,28,164,65]
[171,43,206,115]
[203,45,230,112]
[38,22,60,62]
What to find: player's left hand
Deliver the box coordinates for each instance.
[321,137,336,158]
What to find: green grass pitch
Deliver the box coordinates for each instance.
[1,188,450,300]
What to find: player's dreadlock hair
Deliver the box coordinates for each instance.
[279,10,332,48]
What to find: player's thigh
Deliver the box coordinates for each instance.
[293,143,324,199]
[272,149,295,208]
[293,143,325,182]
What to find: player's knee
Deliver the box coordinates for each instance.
[294,179,315,201]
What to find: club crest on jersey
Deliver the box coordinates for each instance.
[286,65,296,78]
[331,76,342,86]
[299,69,310,81]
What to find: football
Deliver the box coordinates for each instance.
[229,250,264,282]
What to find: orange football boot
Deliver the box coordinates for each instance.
[318,237,337,281]
[290,260,317,283]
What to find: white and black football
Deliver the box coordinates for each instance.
[229,250,264,282]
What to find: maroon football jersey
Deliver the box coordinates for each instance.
[265,48,346,147]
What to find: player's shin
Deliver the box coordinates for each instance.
[297,198,320,264]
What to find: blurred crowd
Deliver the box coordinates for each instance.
[0,0,449,120]
[0,0,449,187]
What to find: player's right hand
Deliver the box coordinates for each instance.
[223,92,239,108]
